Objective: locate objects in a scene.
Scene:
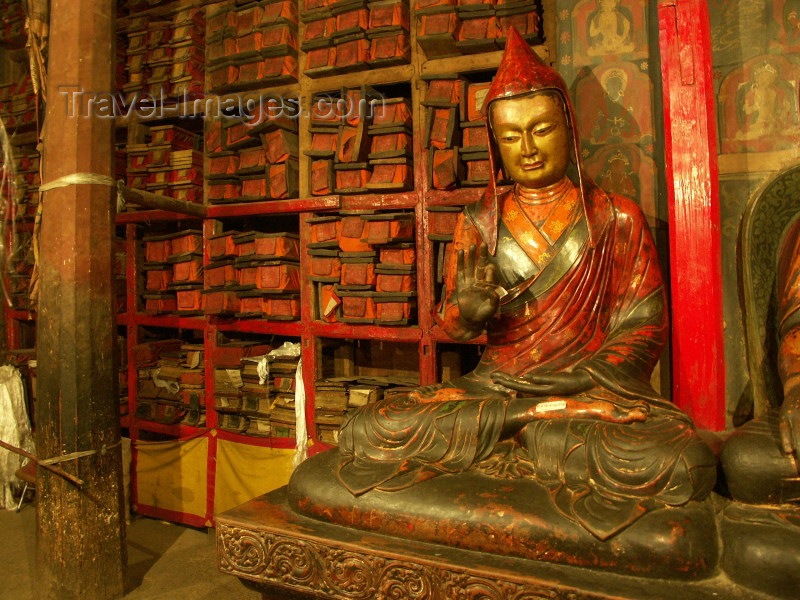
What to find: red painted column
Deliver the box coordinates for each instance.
[658,0,726,430]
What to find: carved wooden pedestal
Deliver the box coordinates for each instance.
[215,488,770,600]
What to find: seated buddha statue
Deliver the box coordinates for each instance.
[719,209,800,599]
[721,212,800,504]
[289,28,718,579]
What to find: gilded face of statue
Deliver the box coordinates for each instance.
[490,93,571,189]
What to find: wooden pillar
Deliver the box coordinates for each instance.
[36,1,126,598]
[658,0,726,431]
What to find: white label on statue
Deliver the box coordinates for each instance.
[535,400,567,413]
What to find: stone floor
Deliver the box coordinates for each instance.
[1,499,261,600]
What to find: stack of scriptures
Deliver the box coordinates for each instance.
[424,77,500,189]
[306,85,413,196]
[0,74,35,130]
[307,211,417,325]
[206,100,300,203]
[213,340,300,438]
[314,375,417,444]
[133,339,206,427]
[122,7,205,102]
[0,0,26,48]
[415,0,541,59]
[207,0,299,93]
[214,340,272,435]
[141,229,203,316]
[302,0,409,77]
[203,229,301,320]
[127,123,204,205]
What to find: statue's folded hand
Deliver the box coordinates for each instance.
[493,370,649,423]
[491,369,593,396]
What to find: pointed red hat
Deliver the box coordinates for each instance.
[476,27,594,254]
[482,26,570,110]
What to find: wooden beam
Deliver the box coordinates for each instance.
[37,0,126,598]
[658,0,726,430]
[119,183,208,217]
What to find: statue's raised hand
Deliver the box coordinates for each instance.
[456,243,500,330]
[492,370,593,396]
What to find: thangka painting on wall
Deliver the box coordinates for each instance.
[584,144,657,224]
[572,62,654,147]
[717,54,800,153]
[570,0,647,63]
[770,0,800,51]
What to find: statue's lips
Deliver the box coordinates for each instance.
[521,161,544,170]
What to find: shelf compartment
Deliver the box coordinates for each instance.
[314,336,421,445]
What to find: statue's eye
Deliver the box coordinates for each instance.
[534,124,555,135]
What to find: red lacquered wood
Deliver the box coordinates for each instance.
[214,319,304,336]
[658,0,725,430]
[133,419,211,438]
[125,224,139,427]
[299,211,319,450]
[7,309,36,321]
[133,313,207,330]
[206,195,341,218]
[309,321,423,342]
[410,61,438,385]
[215,429,297,449]
[340,191,419,211]
[202,219,218,432]
[206,429,217,525]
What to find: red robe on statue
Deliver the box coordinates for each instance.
[337,179,715,539]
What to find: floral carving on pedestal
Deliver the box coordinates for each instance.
[217,526,267,575]
[217,522,603,600]
[324,548,381,598]
[379,565,435,599]
[267,539,317,585]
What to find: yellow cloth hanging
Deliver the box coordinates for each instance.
[134,434,209,519]
[214,439,294,515]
